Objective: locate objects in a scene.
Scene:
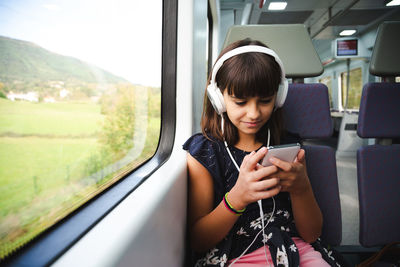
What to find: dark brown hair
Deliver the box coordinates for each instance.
[201,38,284,146]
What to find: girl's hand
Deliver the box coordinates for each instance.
[269,149,312,195]
[228,147,281,210]
[269,149,323,243]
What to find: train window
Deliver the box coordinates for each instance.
[319,76,333,108]
[396,77,400,82]
[0,0,162,260]
[340,68,362,110]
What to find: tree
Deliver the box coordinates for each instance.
[99,84,136,159]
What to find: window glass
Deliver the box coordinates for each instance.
[319,76,333,108]
[340,68,362,110]
[0,0,162,259]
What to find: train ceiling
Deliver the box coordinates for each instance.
[220,0,400,39]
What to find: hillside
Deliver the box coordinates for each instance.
[0,36,126,85]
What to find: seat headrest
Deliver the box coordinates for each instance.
[223,24,323,78]
[357,83,400,138]
[282,83,333,139]
[370,21,400,77]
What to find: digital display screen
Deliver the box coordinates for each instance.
[336,39,358,56]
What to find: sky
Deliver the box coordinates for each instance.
[0,0,162,87]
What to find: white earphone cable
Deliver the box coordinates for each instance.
[227,197,275,267]
[222,116,274,266]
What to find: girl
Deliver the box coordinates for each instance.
[183,39,344,267]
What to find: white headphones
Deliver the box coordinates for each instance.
[207,45,288,115]
[210,45,283,266]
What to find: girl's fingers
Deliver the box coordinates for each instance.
[278,180,292,190]
[253,177,280,191]
[245,147,268,170]
[255,185,281,199]
[294,149,306,163]
[255,163,263,170]
[241,151,255,169]
[269,156,294,172]
[254,165,278,180]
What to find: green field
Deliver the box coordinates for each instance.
[0,99,104,258]
[0,98,101,136]
[0,137,99,214]
[0,137,100,256]
[0,92,160,259]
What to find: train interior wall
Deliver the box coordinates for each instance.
[51,0,204,266]
[51,1,399,266]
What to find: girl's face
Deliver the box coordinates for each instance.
[223,90,276,140]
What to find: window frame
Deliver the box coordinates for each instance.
[2,0,177,265]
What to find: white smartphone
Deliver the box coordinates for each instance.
[260,143,301,167]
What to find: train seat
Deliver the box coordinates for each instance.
[357,21,400,248]
[223,24,342,246]
[283,83,341,246]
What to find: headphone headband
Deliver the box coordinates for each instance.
[211,45,286,83]
[207,45,288,115]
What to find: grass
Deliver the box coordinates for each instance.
[0,98,102,136]
[0,136,99,217]
[0,136,99,257]
[0,93,161,260]
[0,99,104,258]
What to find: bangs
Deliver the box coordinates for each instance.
[217,52,281,99]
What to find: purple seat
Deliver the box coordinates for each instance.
[303,145,342,245]
[357,83,400,139]
[282,83,342,246]
[357,83,400,247]
[283,83,333,139]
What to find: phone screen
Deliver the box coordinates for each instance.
[260,143,301,167]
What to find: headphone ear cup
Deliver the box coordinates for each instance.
[275,78,288,108]
[207,83,226,115]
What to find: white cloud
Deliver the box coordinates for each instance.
[43,4,60,11]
